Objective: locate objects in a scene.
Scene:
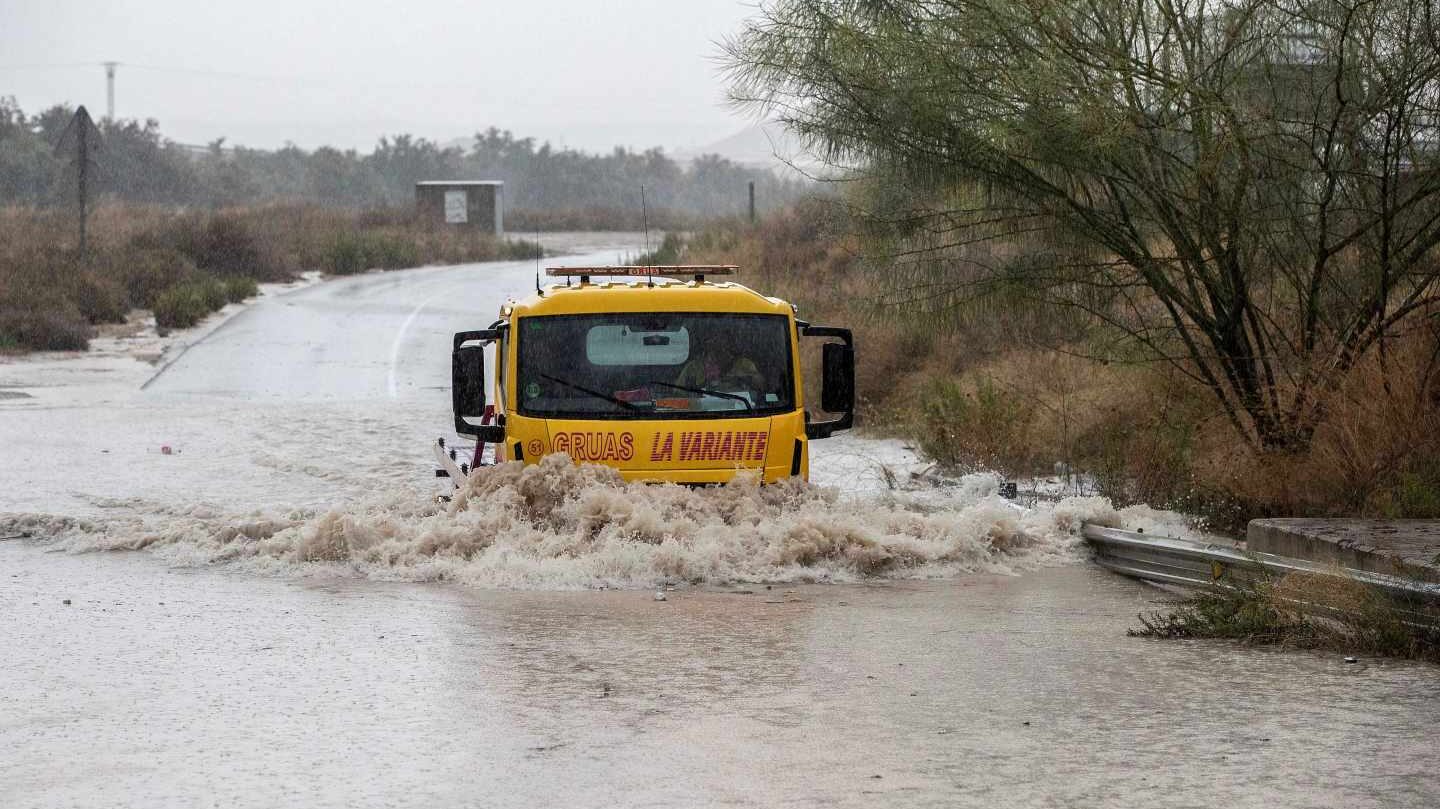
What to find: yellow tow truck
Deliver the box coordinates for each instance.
[435,265,853,487]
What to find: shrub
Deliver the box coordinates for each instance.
[0,304,92,351]
[198,276,229,311]
[914,375,1032,474]
[0,205,579,357]
[634,232,685,265]
[155,212,290,281]
[356,207,416,228]
[0,245,128,326]
[153,281,220,329]
[189,214,262,276]
[70,272,130,324]
[508,206,697,232]
[1134,587,1298,644]
[1199,329,1440,524]
[1072,385,1201,508]
[503,238,544,261]
[222,276,259,303]
[1382,467,1440,519]
[115,248,197,308]
[362,233,420,269]
[1133,575,1440,663]
[323,233,368,275]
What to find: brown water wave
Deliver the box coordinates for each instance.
[4,454,1166,589]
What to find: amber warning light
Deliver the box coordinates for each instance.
[545,265,739,278]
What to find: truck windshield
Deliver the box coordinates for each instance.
[517,313,795,419]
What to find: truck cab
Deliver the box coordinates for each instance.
[443,265,853,485]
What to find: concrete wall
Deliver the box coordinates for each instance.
[1248,518,1440,582]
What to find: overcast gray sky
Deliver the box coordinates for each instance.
[0,0,765,153]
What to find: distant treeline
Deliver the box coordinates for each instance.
[0,98,809,221]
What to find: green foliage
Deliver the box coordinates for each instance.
[115,249,197,309]
[508,207,697,232]
[319,228,542,274]
[915,375,1032,474]
[153,278,226,329]
[1134,589,1298,643]
[728,0,1440,453]
[222,276,259,303]
[1375,462,1440,519]
[0,98,61,202]
[153,285,207,329]
[361,233,420,270]
[322,233,369,275]
[1075,395,1199,508]
[634,232,686,265]
[197,276,228,311]
[1133,583,1440,663]
[502,239,544,261]
[0,98,811,221]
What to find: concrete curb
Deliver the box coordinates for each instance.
[1247,519,1440,584]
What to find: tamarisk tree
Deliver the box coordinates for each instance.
[727,0,1440,451]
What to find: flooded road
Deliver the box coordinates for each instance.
[5,545,1437,809]
[3,235,1438,807]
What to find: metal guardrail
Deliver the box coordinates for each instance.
[1082,524,1440,616]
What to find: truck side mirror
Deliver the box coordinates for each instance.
[799,324,855,439]
[452,329,503,440]
[821,342,854,414]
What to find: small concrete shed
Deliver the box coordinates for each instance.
[415,181,504,234]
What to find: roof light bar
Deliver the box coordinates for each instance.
[545,265,738,278]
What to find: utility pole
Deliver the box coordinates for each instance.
[748,181,756,224]
[102,62,118,120]
[55,106,101,260]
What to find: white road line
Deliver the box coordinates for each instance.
[388,294,439,399]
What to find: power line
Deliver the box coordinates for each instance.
[126,62,499,92]
[2,59,495,92]
[0,62,97,71]
[123,63,304,82]
[0,60,330,83]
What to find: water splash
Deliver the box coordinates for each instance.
[2,453,1179,590]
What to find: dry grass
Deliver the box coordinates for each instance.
[682,202,1440,529]
[508,207,701,232]
[0,204,540,351]
[1215,334,1440,520]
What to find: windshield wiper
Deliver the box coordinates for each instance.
[538,373,642,412]
[647,380,753,408]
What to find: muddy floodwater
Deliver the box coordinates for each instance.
[3,237,1438,807]
[5,546,1438,809]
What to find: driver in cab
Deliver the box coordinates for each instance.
[675,342,763,392]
